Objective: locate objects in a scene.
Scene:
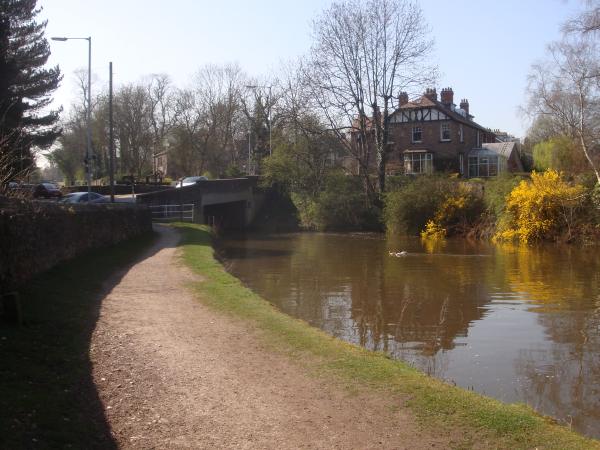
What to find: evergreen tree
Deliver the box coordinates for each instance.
[0,0,61,181]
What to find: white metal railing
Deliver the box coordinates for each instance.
[148,204,194,222]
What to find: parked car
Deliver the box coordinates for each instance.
[33,183,62,199]
[175,176,208,188]
[59,192,109,204]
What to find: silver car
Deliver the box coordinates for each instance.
[59,192,109,203]
[176,176,208,188]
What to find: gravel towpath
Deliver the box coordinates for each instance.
[90,225,447,449]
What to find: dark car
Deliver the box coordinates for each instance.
[59,192,109,204]
[33,183,62,199]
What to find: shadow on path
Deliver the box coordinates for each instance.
[0,228,167,449]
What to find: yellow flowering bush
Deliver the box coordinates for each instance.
[420,219,446,239]
[494,170,585,244]
[420,184,482,239]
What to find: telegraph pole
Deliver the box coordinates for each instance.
[109,62,115,202]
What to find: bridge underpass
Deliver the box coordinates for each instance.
[203,200,247,230]
[136,177,265,230]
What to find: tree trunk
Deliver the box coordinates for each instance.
[578,91,600,184]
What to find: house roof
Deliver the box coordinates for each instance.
[392,95,490,132]
[478,142,518,158]
[401,96,437,109]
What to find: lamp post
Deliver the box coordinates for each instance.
[247,125,252,176]
[245,84,272,157]
[52,36,92,196]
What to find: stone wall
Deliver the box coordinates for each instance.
[0,197,152,292]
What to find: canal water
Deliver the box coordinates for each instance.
[217,232,600,438]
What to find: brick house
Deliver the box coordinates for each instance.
[387,87,522,177]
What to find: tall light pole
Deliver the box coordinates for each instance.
[247,125,252,176]
[246,84,272,156]
[52,36,92,196]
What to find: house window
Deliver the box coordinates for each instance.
[459,124,464,143]
[459,154,464,175]
[468,155,499,177]
[440,122,451,141]
[412,126,422,143]
[404,152,433,174]
[476,131,481,147]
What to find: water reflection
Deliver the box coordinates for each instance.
[218,232,600,438]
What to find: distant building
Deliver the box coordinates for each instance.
[386,87,520,177]
[153,150,168,179]
[492,129,520,144]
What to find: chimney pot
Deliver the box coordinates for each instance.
[440,87,454,107]
[460,98,470,116]
[398,91,409,106]
[424,87,437,101]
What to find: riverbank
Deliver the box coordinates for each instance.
[177,223,599,449]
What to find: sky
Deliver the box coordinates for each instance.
[38,0,585,141]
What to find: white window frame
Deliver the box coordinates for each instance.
[440,122,451,141]
[459,124,464,143]
[468,155,499,177]
[412,126,422,143]
[404,152,433,174]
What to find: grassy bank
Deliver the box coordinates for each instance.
[176,222,599,449]
[0,231,156,449]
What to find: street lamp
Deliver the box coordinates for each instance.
[52,36,92,195]
[246,84,272,157]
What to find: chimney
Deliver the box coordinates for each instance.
[440,87,454,108]
[423,87,437,101]
[460,98,469,116]
[398,91,409,106]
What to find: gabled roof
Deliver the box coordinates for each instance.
[470,142,524,171]
[391,95,489,132]
[400,96,437,109]
[479,142,518,158]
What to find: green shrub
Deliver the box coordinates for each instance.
[223,165,245,179]
[385,176,484,236]
[384,175,452,235]
[532,136,587,173]
[292,172,379,231]
[482,173,522,221]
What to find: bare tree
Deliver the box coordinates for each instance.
[240,80,280,174]
[47,69,104,185]
[305,0,435,195]
[527,36,600,183]
[195,64,246,173]
[271,63,344,197]
[146,74,176,160]
[114,83,154,178]
[170,64,248,178]
[170,87,207,176]
[563,1,600,35]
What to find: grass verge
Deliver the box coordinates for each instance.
[175,222,599,450]
[0,231,156,449]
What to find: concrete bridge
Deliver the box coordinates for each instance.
[136,177,265,229]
